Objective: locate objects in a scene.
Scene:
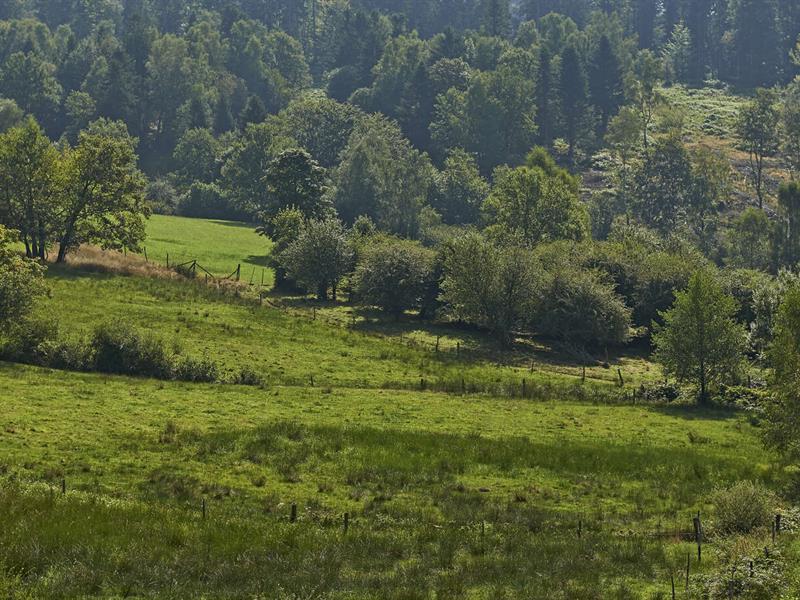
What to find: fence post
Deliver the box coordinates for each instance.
[581,365,586,383]
[522,379,527,398]
[144,247,148,263]
[435,336,440,352]
[166,252,169,268]
[693,513,703,562]
[202,498,206,520]
[61,478,66,495]
[617,368,624,387]
[290,503,297,523]
[671,573,675,600]
[236,264,241,281]
[344,512,349,533]
[686,552,690,591]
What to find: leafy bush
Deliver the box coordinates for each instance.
[178,182,247,220]
[42,337,94,372]
[353,237,435,315]
[0,318,57,365]
[535,267,632,347]
[173,354,219,383]
[91,323,174,379]
[231,367,264,386]
[710,481,776,535]
[638,382,681,403]
[713,384,765,410]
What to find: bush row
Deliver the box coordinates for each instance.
[1,321,260,386]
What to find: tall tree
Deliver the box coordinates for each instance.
[57,122,148,262]
[733,0,781,88]
[483,147,588,245]
[625,50,663,149]
[653,271,747,403]
[559,45,589,164]
[778,181,800,266]
[589,35,623,131]
[481,0,511,38]
[0,118,63,259]
[735,89,780,208]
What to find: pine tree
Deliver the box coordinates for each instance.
[733,0,781,88]
[559,45,588,163]
[239,95,268,129]
[213,95,235,134]
[481,0,511,38]
[588,35,622,131]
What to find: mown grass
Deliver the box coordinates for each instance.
[0,362,784,598]
[140,215,273,281]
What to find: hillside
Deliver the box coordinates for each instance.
[1,216,796,598]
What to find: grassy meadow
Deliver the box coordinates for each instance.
[1,216,797,598]
[140,215,273,281]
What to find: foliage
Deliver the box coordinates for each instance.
[330,114,433,237]
[535,265,632,347]
[91,322,174,379]
[653,271,747,403]
[735,89,780,208]
[483,147,588,245]
[0,225,46,330]
[710,481,776,535]
[279,218,354,300]
[353,237,435,315]
[430,149,489,225]
[440,232,540,344]
[763,286,800,464]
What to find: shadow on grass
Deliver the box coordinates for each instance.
[171,420,761,502]
[208,220,258,229]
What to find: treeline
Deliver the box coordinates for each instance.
[0,0,796,173]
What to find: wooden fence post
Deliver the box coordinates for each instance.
[686,552,690,591]
[693,513,703,562]
[290,503,297,523]
[61,478,66,495]
[617,368,624,386]
[202,498,206,520]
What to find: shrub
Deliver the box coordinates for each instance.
[173,354,219,383]
[710,481,776,535]
[353,237,435,316]
[231,367,264,386]
[91,323,174,379]
[178,183,244,220]
[638,382,681,403]
[0,318,57,365]
[535,267,632,347]
[42,337,94,371]
[713,385,764,410]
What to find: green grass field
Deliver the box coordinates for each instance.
[140,215,272,280]
[2,216,797,598]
